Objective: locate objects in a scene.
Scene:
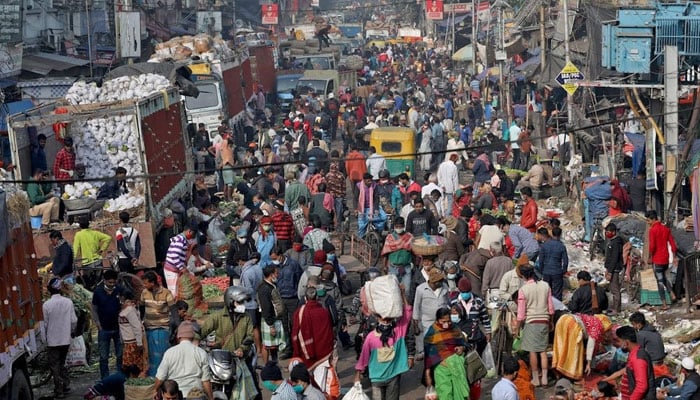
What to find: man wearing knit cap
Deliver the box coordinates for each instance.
[413,267,450,358]
[155,322,212,399]
[259,361,297,400]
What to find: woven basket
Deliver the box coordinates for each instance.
[411,235,446,256]
[506,171,521,180]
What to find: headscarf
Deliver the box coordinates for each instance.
[424,321,466,369]
[476,153,491,171]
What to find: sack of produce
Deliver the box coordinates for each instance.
[193,34,212,53]
[176,272,205,310]
[125,377,156,400]
[364,274,403,319]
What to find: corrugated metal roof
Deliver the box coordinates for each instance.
[22,52,89,76]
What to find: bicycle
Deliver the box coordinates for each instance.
[589,219,605,261]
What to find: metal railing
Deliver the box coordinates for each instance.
[680,251,700,307]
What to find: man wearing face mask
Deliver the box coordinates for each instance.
[254,216,277,270]
[604,223,624,315]
[271,246,303,356]
[225,225,256,285]
[290,363,326,400]
[616,326,655,400]
[381,217,414,290]
[258,265,287,364]
[200,286,257,393]
[260,362,297,400]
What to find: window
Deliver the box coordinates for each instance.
[184,83,221,110]
[381,142,402,152]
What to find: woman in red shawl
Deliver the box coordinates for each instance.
[291,286,335,370]
[423,307,470,399]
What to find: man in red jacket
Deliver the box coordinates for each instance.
[617,325,654,400]
[646,210,677,310]
[520,186,538,233]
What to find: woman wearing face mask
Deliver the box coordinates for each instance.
[381,216,414,291]
[423,307,470,400]
[254,216,277,269]
[354,288,414,400]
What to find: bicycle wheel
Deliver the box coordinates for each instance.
[28,350,52,387]
[365,231,383,267]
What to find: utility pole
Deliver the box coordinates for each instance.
[664,45,678,220]
[472,0,478,74]
[562,0,573,144]
[540,1,546,71]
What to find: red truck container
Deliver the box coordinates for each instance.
[0,191,43,399]
[7,88,193,264]
[249,44,277,96]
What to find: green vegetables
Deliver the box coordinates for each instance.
[203,284,223,299]
[126,377,156,386]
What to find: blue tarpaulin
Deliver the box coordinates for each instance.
[338,26,362,38]
[0,99,34,132]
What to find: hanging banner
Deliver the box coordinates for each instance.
[0,0,22,43]
[426,0,444,20]
[262,4,279,25]
[475,0,491,24]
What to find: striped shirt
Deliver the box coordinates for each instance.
[165,234,189,270]
[141,286,175,329]
[271,212,295,241]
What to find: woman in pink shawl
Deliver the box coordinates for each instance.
[472,150,493,192]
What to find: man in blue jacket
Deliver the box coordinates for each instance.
[538,227,568,300]
[583,176,611,241]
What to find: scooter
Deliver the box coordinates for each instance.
[209,349,236,400]
[207,337,258,400]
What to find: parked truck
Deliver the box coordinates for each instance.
[295,69,358,101]
[150,34,254,138]
[7,87,193,264]
[0,189,43,400]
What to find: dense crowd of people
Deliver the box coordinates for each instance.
[37,37,699,400]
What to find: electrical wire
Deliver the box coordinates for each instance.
[2,102,696,185]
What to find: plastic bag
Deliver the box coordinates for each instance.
[483,342,496,378]
[425,385,438,400]
[65,336,87,366]
[345,382,370,400]
[512,335,522,352]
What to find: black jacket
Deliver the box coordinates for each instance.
[52,241,74,278]
[568,282,608,315]
[604,235,624,273]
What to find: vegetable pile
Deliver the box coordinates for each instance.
[64,74,171,181]
[201,276,230,293]
[126,377,156,386]
[203,284,223,299]
[62,182,98,200]
[104,192,145,213]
